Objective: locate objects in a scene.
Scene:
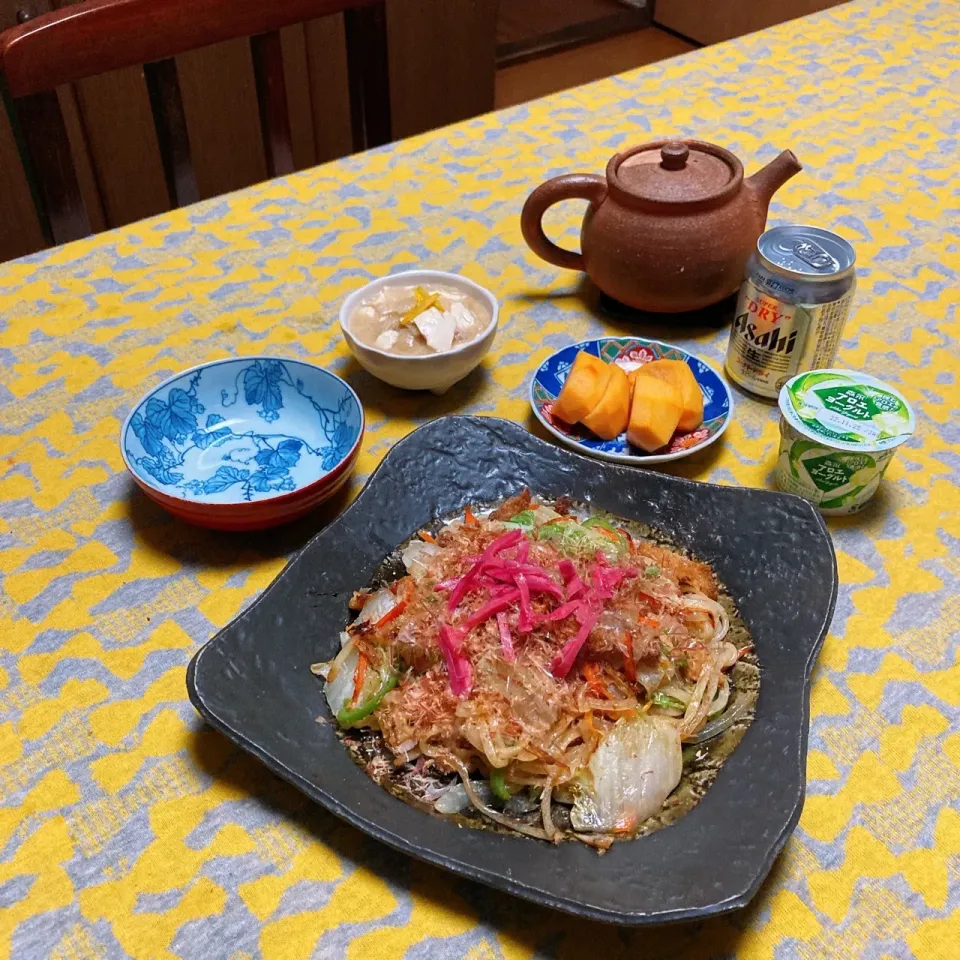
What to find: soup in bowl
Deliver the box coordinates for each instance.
[351,282,490,356]
[341,270,499,394]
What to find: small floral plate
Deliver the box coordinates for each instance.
[530,337,733,465]
[121,357,364,529]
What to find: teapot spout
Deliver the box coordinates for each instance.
[745,150,802,207]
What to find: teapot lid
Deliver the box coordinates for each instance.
[611,139,742,204]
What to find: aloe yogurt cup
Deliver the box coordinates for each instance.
[775,369,915,515]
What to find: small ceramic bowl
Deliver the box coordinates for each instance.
[340,270,499,394]
[530,337,733,465]
[121,357,364,530]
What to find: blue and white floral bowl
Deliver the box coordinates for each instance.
[121,357,364,529]
[530,337,733,466]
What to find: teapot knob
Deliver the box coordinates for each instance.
[660,142,689,170]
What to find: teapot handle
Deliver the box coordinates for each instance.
[520,174,607,271]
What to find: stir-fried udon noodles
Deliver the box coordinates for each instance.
[314,491,757,850]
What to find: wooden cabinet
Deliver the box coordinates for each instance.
[654,0,850,46]
[0,0,496,263]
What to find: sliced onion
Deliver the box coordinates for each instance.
[680,595,730,642]
[541,782,558,841]
[677,657,721,739]
[324,639,358,715]
[313,631,354,680]
[532,505,561,524]
[327,636,357,683]
[688,692,752,744]
[358,587,397,624]
[432,764,498,814]
[401,540,441,580]
[718,641,739,669]
[504,790,541,816]
[445,756,551,839]
[571,714,682,832]
[435,783,474,814]
[707,674,730,718]
[635,664,665,696]
[551,784,578,806]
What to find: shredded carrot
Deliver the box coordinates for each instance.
[594,525,622,544]
[376,581,413,628]
[376,602,405,628]
[639,615,660,628]
[583,662,609,699]
[621,638,637,684]
[419,530,437,544]
[464,505,479,528]
[350,652,368,705]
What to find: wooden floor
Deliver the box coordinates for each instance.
[495,27,697,109]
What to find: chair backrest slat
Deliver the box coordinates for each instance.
[343,3,391,151]
[0,0,386,246]
[15,90,91,245]
[142,58,200,208]
[250,31,294,179]
[0,0,372,97]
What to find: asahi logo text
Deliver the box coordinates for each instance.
[732,295,798,355]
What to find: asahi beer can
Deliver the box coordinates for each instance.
[725,225,856,398]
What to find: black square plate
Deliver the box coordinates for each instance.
[187,416,837,924]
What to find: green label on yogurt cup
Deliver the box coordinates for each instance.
[782,369,914,452]
[803,451,875,492]
[776,428,889,514]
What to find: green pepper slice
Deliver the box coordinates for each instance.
[505,510,536,529]
[536,520,585,541]
[650,691,687,712]
[582,516,628,552]
[337,672,398,727]
[582,516,620,536]
[490,768,511,801]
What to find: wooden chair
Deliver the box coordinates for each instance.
[0,0,391,246]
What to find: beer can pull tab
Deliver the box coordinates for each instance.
[793,240,838,271]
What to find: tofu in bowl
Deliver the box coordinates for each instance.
[340,270,499,394]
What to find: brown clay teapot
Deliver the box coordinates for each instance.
[521,139,802,313]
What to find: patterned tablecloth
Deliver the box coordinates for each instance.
[1,0,958,956]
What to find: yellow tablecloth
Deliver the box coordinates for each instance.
[1,0,958,956]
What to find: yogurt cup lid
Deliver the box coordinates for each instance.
[779,369,915,452]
